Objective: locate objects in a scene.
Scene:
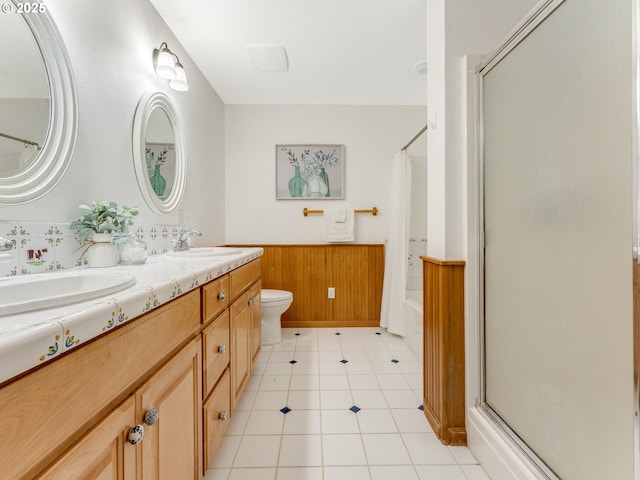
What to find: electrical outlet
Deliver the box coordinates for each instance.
[328,287,335,299]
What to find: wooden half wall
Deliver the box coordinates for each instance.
[231,245,384,328]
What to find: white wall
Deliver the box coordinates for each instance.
[0,0,226,246]
[426,0,538,260]
[225,105,426,244]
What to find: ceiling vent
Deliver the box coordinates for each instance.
[246,44,289,72]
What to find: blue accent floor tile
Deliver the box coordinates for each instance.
[335,332,341,336]
[391,359,399,364]
[289,360,298,364]
[349,405,361,413]
[418,405,424,411]
[280,406,292,414]
[340,359,348,364]
[295,333,300,336]
[375,332,382,335]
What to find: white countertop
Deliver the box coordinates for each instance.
[0,247,263,385]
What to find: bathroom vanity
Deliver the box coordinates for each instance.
[0,250,262,479]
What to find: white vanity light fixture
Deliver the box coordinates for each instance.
[153,42,189,91]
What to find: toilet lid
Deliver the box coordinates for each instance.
[261,289,293,303]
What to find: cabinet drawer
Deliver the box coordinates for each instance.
[202,275,229,323]
[203,368,231,470]
[202,310,230,398]
[230,259,261,300]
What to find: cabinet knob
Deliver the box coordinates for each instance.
[248,298,255,306]
[219,410,228,421]
[128,424,145,445]
[218,344,227,354]
[218,291,226,301]
[144,408,159,426]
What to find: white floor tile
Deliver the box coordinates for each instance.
[276,467,323,480]
[290,374,320,391]
[209,435,241,468]
[204,468,229,480]
[278,434,323,467]
[448,446,479,465]
[357,409,398,433]
[362,434,411,465]
[460,465,491,480]
[402,433,457,465]
[376,374,410,390]
[244,410,285,435]
[320,389,353,409]
[233,435,281,467]
[283,410,322,435]
[226,410,250,436]
[370,465,418,480]
[260,375,292,391]
[228,468,276,480]
[287,390,321,410]
[207,327,486,480]
[415,465,466,480]
[348,374,381,390]
[321,409,360,434]
[253,390,290,410]
[322,434,367,466]
[323,466,371,480]
[319,374,350,390]
[383,389,420,409]
[391,409,432,433]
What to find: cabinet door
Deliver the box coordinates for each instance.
[249,280,262,367]
[38,396,136,480]
[203,368,231,470]
[138,338,202,480]
[202,310,230,398]
[230,290,251,412]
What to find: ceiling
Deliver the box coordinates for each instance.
[148,0,428,105]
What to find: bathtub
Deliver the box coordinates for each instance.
[404,289,423,359]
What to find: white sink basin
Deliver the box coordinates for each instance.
[0,271,136,316]
[167,247,243,258]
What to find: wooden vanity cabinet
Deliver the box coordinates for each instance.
[38,396,138,480]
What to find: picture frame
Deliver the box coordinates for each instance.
[276,144,344,199]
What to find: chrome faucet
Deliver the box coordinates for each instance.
[173,229,202,251]
[0,236,12,251]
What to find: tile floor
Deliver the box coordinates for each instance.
[205,327,489,480]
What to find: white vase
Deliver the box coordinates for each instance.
[86,233,118,268]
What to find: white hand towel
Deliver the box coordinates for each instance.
[324,208,354,242]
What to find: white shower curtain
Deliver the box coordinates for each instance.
[380,150,412,336]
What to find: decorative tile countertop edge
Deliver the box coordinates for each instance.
[0,247,263,385]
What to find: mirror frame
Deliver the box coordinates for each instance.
[132,91,186,214]
[0,7,78,204]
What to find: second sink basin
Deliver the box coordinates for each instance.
[0,271,136,316]
[167,247,243,258]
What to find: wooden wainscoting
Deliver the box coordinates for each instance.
[231,245,384,328]
[422,256,466,445]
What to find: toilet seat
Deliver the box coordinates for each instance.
[261,289,293,304]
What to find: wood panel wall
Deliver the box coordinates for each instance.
[232,245,384,328]
[422,256,466,445]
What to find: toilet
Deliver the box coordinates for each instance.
[260,289,293,345]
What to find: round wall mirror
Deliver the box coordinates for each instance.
[0,8,77,204]
[132,92,186,214]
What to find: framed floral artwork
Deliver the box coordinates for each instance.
[276,144,344,199]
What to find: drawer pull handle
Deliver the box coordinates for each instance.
[128,424,145,445]
[219,410,228,421]
[218,292,226,301]
[248,298,255,306]
[218,344,227,354]
[144,408,159,426]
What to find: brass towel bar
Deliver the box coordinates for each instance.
[303,207,378,217]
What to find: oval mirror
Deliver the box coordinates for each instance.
[0,7,77,204]
[132,92,186,214]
